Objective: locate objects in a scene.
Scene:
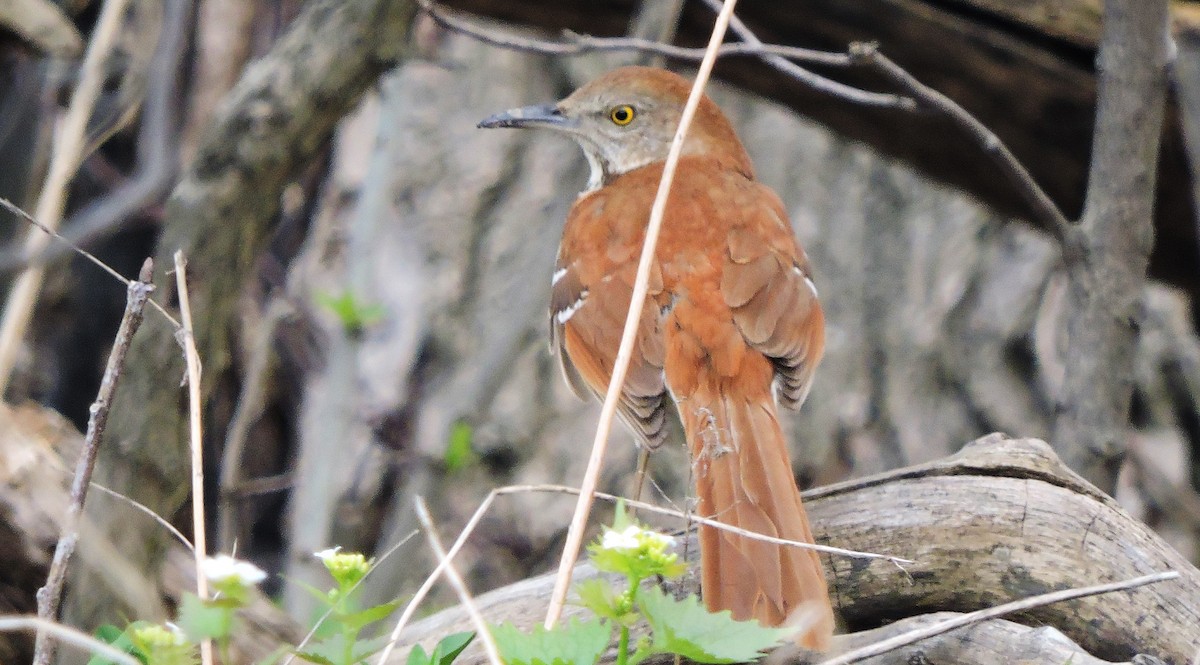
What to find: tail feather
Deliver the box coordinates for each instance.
[684,383,834,649]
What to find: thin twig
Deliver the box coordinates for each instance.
[545,0,741,630]
[429,0,1072,245]
[418,0,841,65]
[498,484,912,566]
[174,251,214,665]
[2,615,141,665]
[417,0,908,110]
[0,0,134,392]
[845,42,1073,241]
[819,571,1180,665]
[414,498,504,665]
[696,0,914,111]
[0,196,182,328]
[375,492,500,665]
[87,482,194,552]
[32,259,154,665]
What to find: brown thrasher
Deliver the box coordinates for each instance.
[480,66,835,647]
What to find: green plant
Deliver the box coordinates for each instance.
[87,551,419,665]
[316,291,385,337]
[443,422,477,473]
[405,631,476,665]
[291,547,403,665]
[491,503,793,665]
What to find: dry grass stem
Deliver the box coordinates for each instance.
[0,0,134,390]
[174,251,214,665]
[545,0,741,629]
[32,260,155,665]
[819,571,1180,665]
[414,498,503,665]
[2,615,141,665]
[376,493,499,664]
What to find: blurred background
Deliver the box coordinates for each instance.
[0,0,1198,662]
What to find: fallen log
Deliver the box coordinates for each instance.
[396,435,1200,664]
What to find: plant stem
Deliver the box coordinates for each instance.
[617,626,630,665]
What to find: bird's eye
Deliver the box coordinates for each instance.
[609,105,635,126]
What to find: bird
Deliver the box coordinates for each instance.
[479,66,835,648]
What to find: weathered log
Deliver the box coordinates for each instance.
[395,435,1200,664]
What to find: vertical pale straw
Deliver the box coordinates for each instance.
[0,0,133,391]
[543,0,742,628]
[174,251,214,665]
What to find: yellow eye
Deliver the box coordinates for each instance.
[609,105,635,126]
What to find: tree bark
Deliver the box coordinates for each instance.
[394,436,1199,665]
[1053,1,1170,492]
[68,0,419,629]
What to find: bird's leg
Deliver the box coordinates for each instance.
[631,446,652,505]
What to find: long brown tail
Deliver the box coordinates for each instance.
[681,382,835,649]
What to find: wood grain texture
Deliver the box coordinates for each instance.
[395,436,1199,664]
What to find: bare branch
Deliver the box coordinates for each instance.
[425,0,1072,244]
[32,260,154,665]
[846,42,1073,242]
[417,0,906,109]
[695,0,913,110]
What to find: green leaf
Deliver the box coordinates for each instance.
[316,291,385,335]
[294,633,347,665]
[443,422,476,473]
[636,587,792,664]
[491,618,612,665]
[177,593,232,641]
[298,634,392,665]
[87,624,143,665]
[406,644,432,665]
[431,631,475,665]
[338,599,402,632]
[574,579,636,625]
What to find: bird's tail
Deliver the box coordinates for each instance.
[681,381,835,650]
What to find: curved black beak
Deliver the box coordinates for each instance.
[478,103,574,130]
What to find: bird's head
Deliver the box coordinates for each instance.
[479,66,752,191]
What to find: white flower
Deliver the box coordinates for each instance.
[313,546,342,562]
[202,554,267,586]
[601,525,645,551]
